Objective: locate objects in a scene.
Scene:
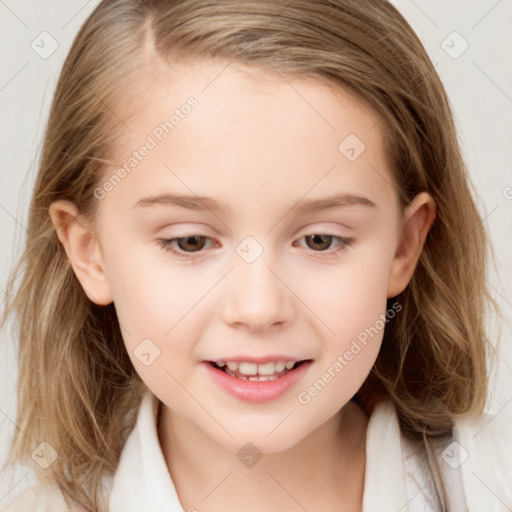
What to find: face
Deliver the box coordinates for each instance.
[63,59,424,453]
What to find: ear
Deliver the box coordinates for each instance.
[49,200,113,305]
[387,192,436,298]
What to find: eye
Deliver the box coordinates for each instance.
[157,233,353,261]
[294,234,353,256]
[157,235,215,260]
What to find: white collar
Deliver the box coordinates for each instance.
[362,400,409,511]
[109,390,182,511]
[108,390,409,511]
[108,389,512,512]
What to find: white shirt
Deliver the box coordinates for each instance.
[3,389,512,511]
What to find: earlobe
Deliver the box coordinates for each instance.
[387,192,436,298]
[49,200,113,305]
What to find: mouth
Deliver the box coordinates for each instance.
[207,359,311,381]
[204,358,313,403]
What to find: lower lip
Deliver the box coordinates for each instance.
[203,361,312,403]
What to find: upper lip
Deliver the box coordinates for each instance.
[206,356,311,364]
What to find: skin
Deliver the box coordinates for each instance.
[50,59,435,511]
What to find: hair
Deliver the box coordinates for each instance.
[1,0,500,510]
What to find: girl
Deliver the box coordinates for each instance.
[2,0,511,511]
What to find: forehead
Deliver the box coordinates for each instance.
[114,57,383,153]
[98,58,396,221]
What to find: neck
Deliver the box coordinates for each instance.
[158,401,369,512]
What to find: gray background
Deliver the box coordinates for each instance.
[1,0,511,503]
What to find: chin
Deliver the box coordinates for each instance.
[215,426,305,455]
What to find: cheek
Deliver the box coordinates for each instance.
[105,250,195,396]
[105,242,197,335]
[103,242,213,385]
[300,237,396,392]
[304,242,395,338]
[294,259,392,416]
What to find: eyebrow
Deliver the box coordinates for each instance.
[133,192,376,214]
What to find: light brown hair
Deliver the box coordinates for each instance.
[2,0,498,510]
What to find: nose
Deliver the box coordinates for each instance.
[221,255,296,333]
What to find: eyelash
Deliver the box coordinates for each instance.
[156,233,353,261]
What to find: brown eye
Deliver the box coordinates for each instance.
[175,236,208,253]
[157,235,214,260]
[295,233,353,256]
[304,234,335,251]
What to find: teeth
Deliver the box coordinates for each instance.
[238,362,258,375]
[257,361,278,376]
[215,360,298,377]
[225,369,280,381]
[249,375,269,381]
[275,361,286,372]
